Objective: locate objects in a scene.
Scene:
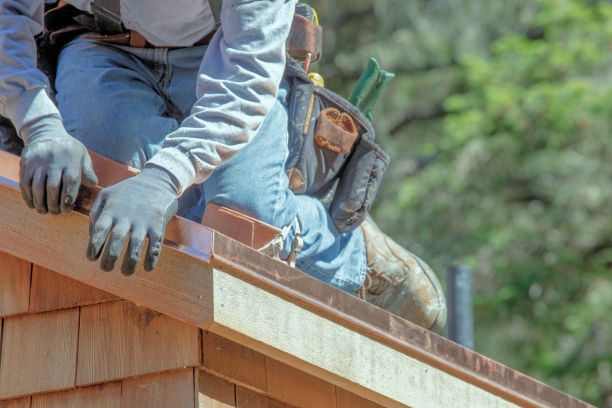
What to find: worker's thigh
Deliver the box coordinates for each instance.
[196,79,294,226]
[54,37,201,168]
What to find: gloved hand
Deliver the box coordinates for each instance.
[19,117,98,214]
[87,166,179,275]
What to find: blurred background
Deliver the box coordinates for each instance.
[312,0,611,406]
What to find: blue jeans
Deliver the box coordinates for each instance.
[54,38,367,292]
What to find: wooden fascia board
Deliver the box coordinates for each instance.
[208,240,580,408]
[0,150,593,408]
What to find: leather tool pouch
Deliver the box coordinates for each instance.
[284,59,389,232]
[287,13,323,63]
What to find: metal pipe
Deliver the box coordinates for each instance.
[446,265,474,349]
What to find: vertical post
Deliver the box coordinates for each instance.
[446,265,474,349]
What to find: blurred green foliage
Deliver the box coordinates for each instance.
[312,0,612,405]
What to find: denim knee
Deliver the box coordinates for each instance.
[206,185,288,228]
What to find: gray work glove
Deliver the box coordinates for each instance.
[19,117,98,214]
[87,166,179,275]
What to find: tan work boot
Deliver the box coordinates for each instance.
[358,216,447,333]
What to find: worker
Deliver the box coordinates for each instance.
[0,0,446,332]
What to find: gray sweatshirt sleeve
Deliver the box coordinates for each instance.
[147,0,297,194]
[0,0,62,135]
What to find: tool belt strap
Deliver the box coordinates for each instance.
[45,1,321,58]
[80,29,216,49]
[45,1,216,49]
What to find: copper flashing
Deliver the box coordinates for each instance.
[0,150,212,262]
[91,151,280,249]
[203,203,279,249]
[89,151,139,186]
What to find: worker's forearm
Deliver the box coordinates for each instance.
[147,0,297,194]
[0,0,61,134]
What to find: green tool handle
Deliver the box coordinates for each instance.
[348,57,395,121]
[348,58,380,108]
[361,69,395,121]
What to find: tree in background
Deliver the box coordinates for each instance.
[313,0,612,405]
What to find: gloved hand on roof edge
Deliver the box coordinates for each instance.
[87,165,179,276]
[19,117,98,214]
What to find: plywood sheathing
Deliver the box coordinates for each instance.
[30,382,120,408]
[0,253,30,318]
[0,309,79,399]
[29,266,118,313]
[123,369,195,408]
[76,301,201,386]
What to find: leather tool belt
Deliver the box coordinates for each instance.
[39,0,324,91]
[81,30,216,49]
[37,1,219,88]
[42,1,322,57]
[42,2,216,50]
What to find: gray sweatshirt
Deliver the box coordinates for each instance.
[0,0,296,193]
